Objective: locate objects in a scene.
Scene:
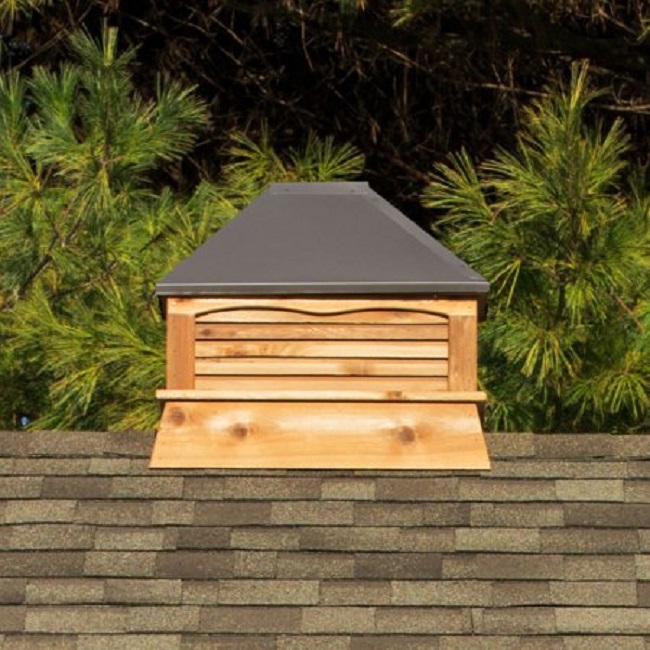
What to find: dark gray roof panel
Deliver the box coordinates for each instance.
[156,182,489,296]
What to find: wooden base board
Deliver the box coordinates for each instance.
[150,401,490,470]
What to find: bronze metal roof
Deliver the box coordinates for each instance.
[156,182,489,297]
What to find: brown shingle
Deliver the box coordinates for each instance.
[95,526,172,550]
[271,502,354,526]
[563,503,650,527]
[0,477,42,498]
[375,607,471,634]
[176,527,231,549]
[391,580,492,606]
[549,580,638,606]
[375,478,459,501]
[321,479,375,501]
[479,607,556,634]
[12,458,89,475]
[74,500,153,525]
[458,478,556,501]
[355,552,442,579]
[470,503,563,527]
[41,477,112,499]
[0,606,26,631]
[625,480,650,502]
[25,578,104,604]
[534,434,613,459]
[491,582,550,607]
[223,477,322,500]
[0,552,86,577]
[218,579,319,605]
[198,606,302,633]
[234,551,277,578]
[489,459,628,479]
[442,553,565,580]
[4,500,77,524]
[78,635,182,650]
[485,432,536,458]
[278,636,351,650]
[276,552,353,579]
[182,635,274,649]
[231,527,300,550]
[5,524,94,550]
[301,607,374,633]
[127,606,201,632]
[564,555,637,580]
[540,528,639,553]
[105,579,182,604]
[555,479,625,501]
[0,578,26,604]
[111,476,184,499]
[194,502,271,526]
[155,551,234,579]
[320,580,391,605]
[638,581,650,606]
[555,607,650,633]
[84,551,157,577]
[455,527,540,552]
[25,606,129,633]
[3,635,79,650]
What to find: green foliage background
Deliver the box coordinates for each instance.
[0,28,364,430]
[0,2,648,432]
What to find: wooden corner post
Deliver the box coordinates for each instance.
[447,300,478,391]
[165,301,195,390]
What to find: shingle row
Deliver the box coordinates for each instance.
[0,431,647,646]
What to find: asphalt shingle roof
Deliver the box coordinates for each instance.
[0,430,648,648]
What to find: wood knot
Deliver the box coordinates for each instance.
[168,408,185,426]
[396,426,416,444]
[199,328,212,337]
[387,390,404,400]
[231,423,249,439]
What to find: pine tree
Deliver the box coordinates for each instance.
[424,63,650,432]
[0,28,364,430]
